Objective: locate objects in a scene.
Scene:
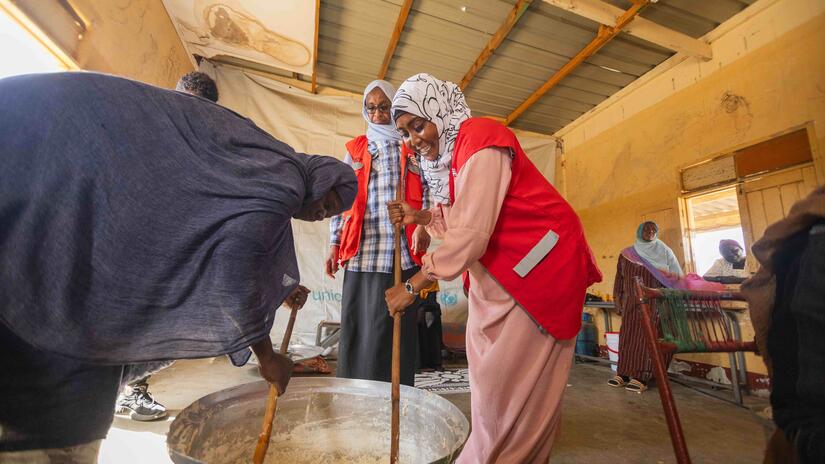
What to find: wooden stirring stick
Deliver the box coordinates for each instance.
[390,160,407,463]
[252,304,300,464]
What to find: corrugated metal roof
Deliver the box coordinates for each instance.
[316,0,754,134]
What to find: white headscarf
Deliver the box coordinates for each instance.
[633,222,683,276]
[391,73,471,205]
[362,80,401,144]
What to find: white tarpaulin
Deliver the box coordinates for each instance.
[203,62,556,345]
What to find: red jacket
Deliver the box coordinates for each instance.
[337,135,424,266]
[450,118,602,339]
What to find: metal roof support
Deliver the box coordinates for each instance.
[504,0,649,126]
[311,0,320,93]
[542,0,712,60]
[459,0,533,90]
[377,0,414,80]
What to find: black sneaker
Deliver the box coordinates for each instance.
[115,384,167,421]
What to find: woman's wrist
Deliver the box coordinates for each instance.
[406,271,432,293]
[251,337,275,361]
[414,209,432,226]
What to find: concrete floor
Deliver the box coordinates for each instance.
[99,357,770,463]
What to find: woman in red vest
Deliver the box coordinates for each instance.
[326,80,427,386]
[386,73,602,463]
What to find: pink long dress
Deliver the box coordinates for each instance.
[422,148,574,464]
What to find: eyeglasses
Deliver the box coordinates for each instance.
[365,104,391,114]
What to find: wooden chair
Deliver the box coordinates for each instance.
[633,277,757,464]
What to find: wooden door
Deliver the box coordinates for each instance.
[736,164,819,272]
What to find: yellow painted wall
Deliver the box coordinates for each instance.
[72,0,193,87]
[564,13,825,377]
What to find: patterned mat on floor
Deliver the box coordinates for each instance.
[414,368,470,394]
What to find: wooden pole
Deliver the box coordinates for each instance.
[252,306,299,464]
[378,0,414,80]
[541,0,712,60]
[390,158,407,463]
[504,0,649,126]
[310,0,320,94]
[459,0,532,90]
[390,304,401,463]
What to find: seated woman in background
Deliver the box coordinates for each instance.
[607,221,684,393]
[703,239,750,284]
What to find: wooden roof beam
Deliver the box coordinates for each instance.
[459,0,532,90]
[542,0,712,60]
[310,0,321,93]
[505,0,649,126]
[377,0,414,80]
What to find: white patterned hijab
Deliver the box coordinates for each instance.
[392,73,471,205]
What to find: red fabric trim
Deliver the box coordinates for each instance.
[338,137,424,266]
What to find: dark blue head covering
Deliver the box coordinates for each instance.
[0,72,354,364]
[303,154,357,207]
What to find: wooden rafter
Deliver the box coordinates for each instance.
[542,0,712,60]
[459,0,532,89]
[504,0,649,126]
[377,0,414,80]
[311,0,321,93]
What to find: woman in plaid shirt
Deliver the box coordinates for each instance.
[326,80,429,386]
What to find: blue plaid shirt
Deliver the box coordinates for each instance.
[330,140,417,273]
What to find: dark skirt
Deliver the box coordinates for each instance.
[337,269,420,386]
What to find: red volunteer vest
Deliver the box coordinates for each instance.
[450,118,603,339]
[337,135,424,266]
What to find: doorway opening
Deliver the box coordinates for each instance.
[685,187,745,275]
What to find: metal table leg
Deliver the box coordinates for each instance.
[728,352,743,404]
[723,312,747,404]
[601,307,613,332]
[315,321,341,347]
[730,318,748,388]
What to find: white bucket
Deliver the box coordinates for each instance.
[605,332,620,372]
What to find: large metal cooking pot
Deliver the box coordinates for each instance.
[167,377,469,463]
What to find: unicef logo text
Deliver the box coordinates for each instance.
[311,290,343,302]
